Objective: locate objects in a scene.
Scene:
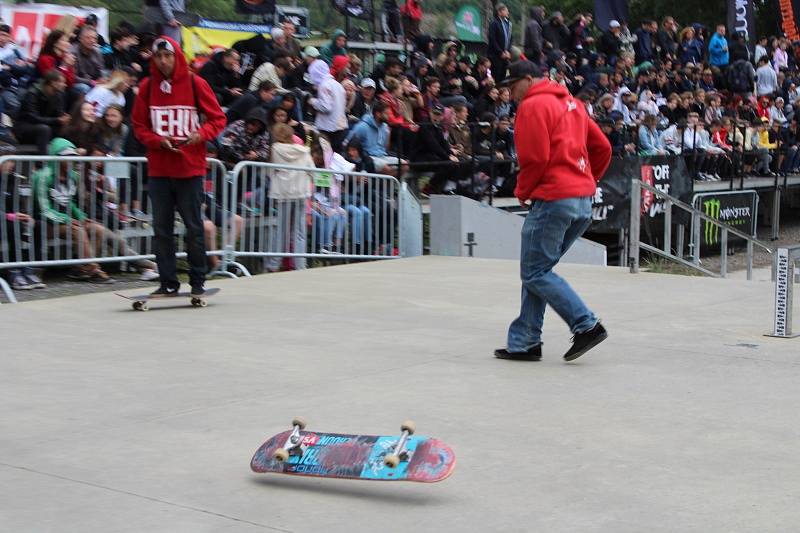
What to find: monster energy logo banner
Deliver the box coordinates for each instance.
[702,200,751,245]
[695,191,758,247]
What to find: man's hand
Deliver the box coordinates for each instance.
[63,52,76,66]
[168,19,180,28]
[245,151,258,160]
[58,113,71,126]
[184,131,204,146]
[229,87,243,98]
[449,155,459,162]
[160,137,180,152]
[15,213,31,223]
[518,197,530,208]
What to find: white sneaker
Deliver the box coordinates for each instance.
[139,269,160,281]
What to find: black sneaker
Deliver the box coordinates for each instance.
[563,322,608,362]
[494,344,542,361]
[150,285,180,297]
[190,285,205,297]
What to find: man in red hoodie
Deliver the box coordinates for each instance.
[132,37,226,297]
[494,60,612,363]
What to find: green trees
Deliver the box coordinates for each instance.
[44,0,782,41]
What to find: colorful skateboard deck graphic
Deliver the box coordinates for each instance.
[251,430,456,482]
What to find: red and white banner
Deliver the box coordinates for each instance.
[0,3,109,58]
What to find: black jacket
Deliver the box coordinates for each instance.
[634,28,655,64]
[656,29,677,59]
[524,7,545,60]
[15,83,65,127]
[542,19,570,51]
[226,91,265,124]
[488,17,512,57]
[598,31,621,59]
[232,34,273,71]
[199,52,244,106]
[729,39,750,63]
[413,122,451,162]
[350,93,376,123]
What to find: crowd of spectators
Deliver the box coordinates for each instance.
[1,5,799,289]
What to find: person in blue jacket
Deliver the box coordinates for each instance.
[708,25,729,68]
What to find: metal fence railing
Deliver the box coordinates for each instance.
[1,155,409,301]
[223,161,401,272]
[628,178,774,279]
[0,156,232,270]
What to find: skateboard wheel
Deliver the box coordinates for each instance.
[291,416,307,429]
[273,448,290,462]
[384,454,401,468]
[400,420,416,435]
[199,299,208,308]
[132,302,141,311]
[140,303,149,312]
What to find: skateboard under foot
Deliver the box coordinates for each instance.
[251,417,456,482]
[116,287,220,311]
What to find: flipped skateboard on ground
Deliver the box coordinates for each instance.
[115,287,220,311]
[251,418,456,482]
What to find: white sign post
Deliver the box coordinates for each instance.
[768,246,800,338]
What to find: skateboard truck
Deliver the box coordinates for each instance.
[383,420,416,468]
[273,417,307,462]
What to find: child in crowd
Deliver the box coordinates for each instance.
[267,124,313,271]
[309,136,348,254]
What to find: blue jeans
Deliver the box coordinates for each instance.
[345,204,372,245]
[506,196,597,352]
[312,208,346,248]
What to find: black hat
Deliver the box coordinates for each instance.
[0,24,11,34]
[499,60,542,87]
[430,103,445,115]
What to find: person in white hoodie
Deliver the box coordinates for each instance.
[268,123,314,271]
[307,58,348,151]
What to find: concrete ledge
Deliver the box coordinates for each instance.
[430,194,606,265]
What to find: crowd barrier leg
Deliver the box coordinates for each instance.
[0,276,18,304]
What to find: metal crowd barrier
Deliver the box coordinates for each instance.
[223,161,401,272]
[0,155,235,276]
[1,155,405,300]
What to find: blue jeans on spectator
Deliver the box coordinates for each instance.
[506,196,597,352]
[782,145,800,171]
[267,199,307,271]
[346,204,372,246]
[312,208,346,249]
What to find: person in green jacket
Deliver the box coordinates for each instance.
[32,138,158,283]
[320,29,348,65]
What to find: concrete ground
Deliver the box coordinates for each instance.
[1,256,799,532]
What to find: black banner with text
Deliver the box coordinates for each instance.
[590,155,693,233]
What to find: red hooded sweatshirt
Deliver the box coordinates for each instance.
[132,36,226,178]
[514,80,612,202]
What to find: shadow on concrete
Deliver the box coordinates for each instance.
[247,475,450,505]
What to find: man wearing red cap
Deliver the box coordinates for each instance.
[132,36,226,297]
[495,60,612,363]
